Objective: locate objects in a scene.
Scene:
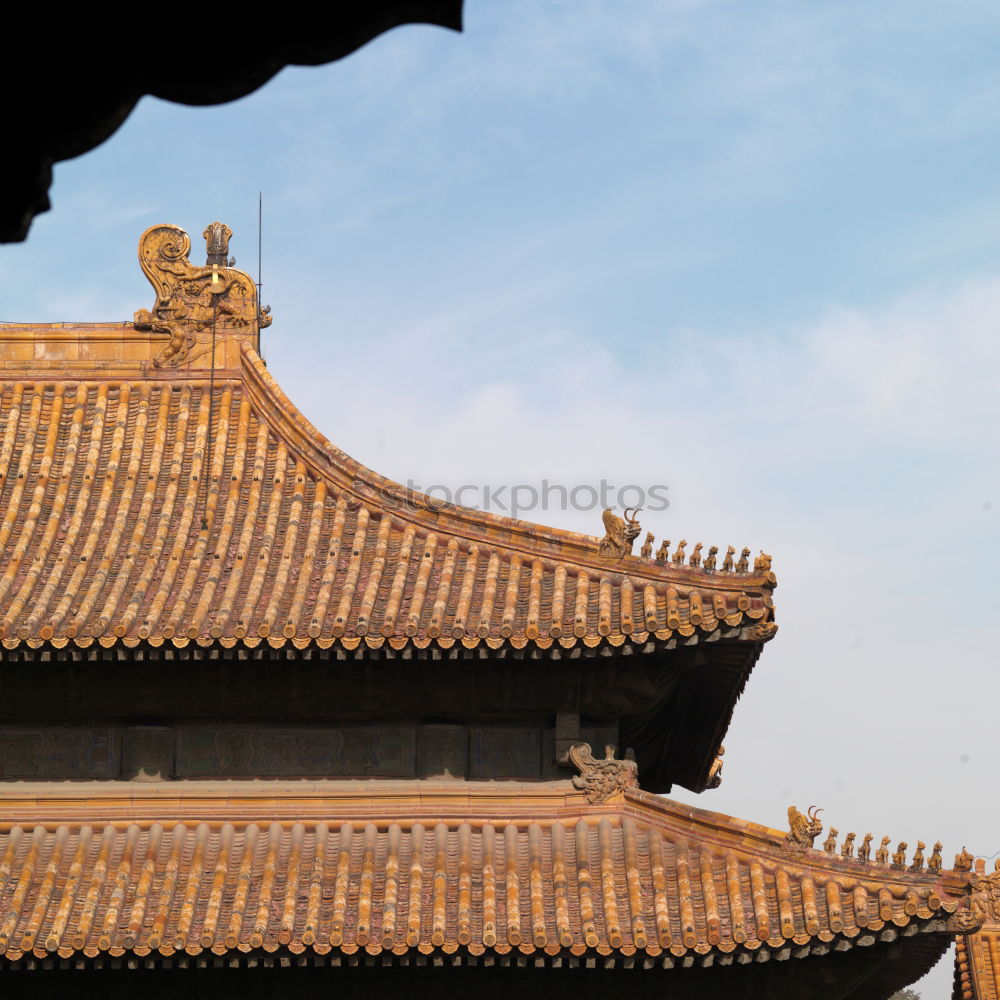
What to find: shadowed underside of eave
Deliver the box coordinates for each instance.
[0,938,959,1000]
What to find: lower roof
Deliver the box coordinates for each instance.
[0,780,972,995]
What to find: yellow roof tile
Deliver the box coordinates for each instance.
[0,234,777,652]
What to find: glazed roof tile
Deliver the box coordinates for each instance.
[953,860,1000,999]
[955,932,1000,1000]
[0,782,969,967]
[0,334,776,652]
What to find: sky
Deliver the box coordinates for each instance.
[3,1,1000,992]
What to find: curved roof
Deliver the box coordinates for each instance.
[0,327,776,654]
[0,780,971,981]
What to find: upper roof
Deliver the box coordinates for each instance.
[0,223,777,655]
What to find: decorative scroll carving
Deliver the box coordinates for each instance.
[858,833,873,863]
[785,805,823,850]
[640,532,654,559]
[707,746,724,789]
[974,866,1000,923]
[134,222,272,368]
[948,905,985,934]
[823,827,839,854]
[841,832,856,859]
[598,508,642,559]
[747,621,779,643]
[569,742,638,804]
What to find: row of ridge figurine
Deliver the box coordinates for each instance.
[640,536,767,573]
[787,805,974,873]
[823,830,945,871]
[599,509,773,573]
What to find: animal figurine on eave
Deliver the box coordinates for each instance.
[785,805,824,850]
[599,508,642,560]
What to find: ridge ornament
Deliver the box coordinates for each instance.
[785,805,823,850]
[569,743,639,804]
[134,222,272,369]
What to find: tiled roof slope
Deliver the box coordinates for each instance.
[0,782,970,969]
[955,932,1000,1000]
[0,332,776,652]
[954,860,1000,999]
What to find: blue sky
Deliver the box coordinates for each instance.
[4,2,1000,990]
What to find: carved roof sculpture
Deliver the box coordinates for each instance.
[0,224,779,794]
[954,859,1000,999]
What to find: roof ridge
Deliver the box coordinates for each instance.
[239,341,777,591]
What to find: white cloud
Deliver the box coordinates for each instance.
[274,269,1000,994]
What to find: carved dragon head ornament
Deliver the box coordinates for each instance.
[785,805,824,850]
[598,508,642,560]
